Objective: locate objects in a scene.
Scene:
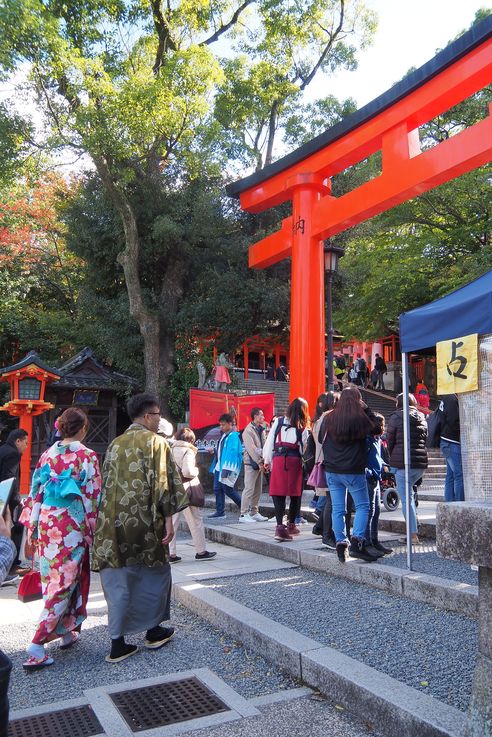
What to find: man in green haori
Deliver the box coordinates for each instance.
[92,393,188,663]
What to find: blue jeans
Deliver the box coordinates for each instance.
[440,440,464,502]
[213,472,241,515]
[325,472,370,544]
[394,468,422,534]
[365,477,380,544]
[315,495,327,514]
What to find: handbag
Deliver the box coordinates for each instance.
[307,462,326,488]
[17,562,42,603]
[307,420,328,488]
[186,481,205,508]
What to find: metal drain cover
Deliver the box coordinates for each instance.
[8,705,103,737]
[110,676,230,732]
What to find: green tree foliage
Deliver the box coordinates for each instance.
[0,0,376,412]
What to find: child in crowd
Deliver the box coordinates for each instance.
[365,413,393,556]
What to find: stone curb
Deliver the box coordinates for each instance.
[202,496,438,538]
[204,524,478,618]
[172,580,468,737]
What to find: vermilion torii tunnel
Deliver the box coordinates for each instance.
[227,15,492,413]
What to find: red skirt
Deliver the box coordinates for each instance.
[215,366,231,383]
[269,454,303,497]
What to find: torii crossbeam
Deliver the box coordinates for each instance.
[227,16,492,412]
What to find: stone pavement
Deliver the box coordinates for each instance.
[1,531,473,737]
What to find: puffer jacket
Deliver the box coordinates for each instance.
[171,440,199,480]
[386,408,428,469]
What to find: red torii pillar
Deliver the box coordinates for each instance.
[227,18,492,412]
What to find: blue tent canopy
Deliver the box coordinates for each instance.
[399,269,492,353]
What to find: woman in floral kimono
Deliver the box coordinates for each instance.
[20,407,101,670]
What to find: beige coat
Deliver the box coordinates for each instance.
[313,415,328,493]
[171,441,199,480]
[242,422,267,466]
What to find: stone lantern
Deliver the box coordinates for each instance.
[0,351,60,494]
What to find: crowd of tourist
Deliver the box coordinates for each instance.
[0,374,464,730]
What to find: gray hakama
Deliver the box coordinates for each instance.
[100,563,172,638]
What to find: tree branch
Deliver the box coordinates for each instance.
[201,0,255,45]
[299,0,345,90]
[151,0,177,76]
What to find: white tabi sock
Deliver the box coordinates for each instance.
[27,643,45,659]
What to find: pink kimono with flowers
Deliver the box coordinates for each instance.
[20,441,101,644]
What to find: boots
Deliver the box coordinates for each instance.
[274,524,293,542]
[349,536,378,562]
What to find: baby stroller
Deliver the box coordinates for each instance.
[380,465,400,511]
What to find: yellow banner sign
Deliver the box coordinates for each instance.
[436,333,478,394]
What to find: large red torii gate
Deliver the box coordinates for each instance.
[227,16,492,412]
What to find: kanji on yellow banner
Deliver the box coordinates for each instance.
[436,333,478,394]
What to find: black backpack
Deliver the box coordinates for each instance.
[357,357,367,372]
[336,355,346,370]
[426,410,442,448]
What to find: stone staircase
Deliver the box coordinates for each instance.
[234,371,290,416]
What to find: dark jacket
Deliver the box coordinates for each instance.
[375,356,387,372]
[438,394,460,444]
[387,408,428,469]
[0,441,21,512]
[318,404,376,475]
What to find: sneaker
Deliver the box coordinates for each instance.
[312,524,323,536]
[144,626,175,650]
[1,574,19,587]
[336,541,349,562]
[238,513,256,523]
[349,536,378,562]
[286,522,300,536]
[365,545,385,559]
[195,551,217,560]
[372,541,393,555]
[207,512,226,519]
[322,536,337,550]
[295,516,308,525]
[251,512,268,521]
[106,639,138,663]
[274,524,293,542]
[169,555,182,563]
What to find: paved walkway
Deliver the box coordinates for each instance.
[1,529,473,737]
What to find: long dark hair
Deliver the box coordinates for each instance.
[285,397,310,430]
[324,387,373,442]
[314,392,339,420]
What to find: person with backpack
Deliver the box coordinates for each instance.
[355,354,367,387]
[386,393,428,544]
[334,355,345,391]
[374,353,387,391]
[263,398,310,542]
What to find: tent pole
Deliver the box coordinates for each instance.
[402,352,413,570]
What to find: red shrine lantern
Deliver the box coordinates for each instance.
[0,351,61,494]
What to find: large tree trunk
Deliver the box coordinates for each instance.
[157,256,188,414]
[94,156,162,395]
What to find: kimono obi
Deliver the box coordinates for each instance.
[39,464,85,509]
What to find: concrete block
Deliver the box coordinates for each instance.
[173,581,321,677]
[301,647,468,737]
[437,502,492,567]
[403,571,478,618]
[478,567,492,659]
[467,653,492,737]
[205,525,301,564]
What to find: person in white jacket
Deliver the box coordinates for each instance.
[170,428,216,562]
